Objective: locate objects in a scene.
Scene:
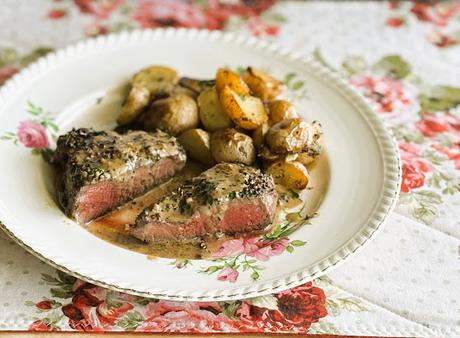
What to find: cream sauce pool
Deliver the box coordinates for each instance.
[85,153,330,260]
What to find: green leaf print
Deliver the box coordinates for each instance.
[116,311,144,331]
[0,48,17,68]
[218,301,242,321]
[418,85,460,112]
[342,55,367,77]
[372,55,411,79]
[20,47,54,67]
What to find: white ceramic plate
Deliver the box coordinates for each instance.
[0,29,400,301]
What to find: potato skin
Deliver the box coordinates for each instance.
[144,93,199,136]
[265,118,309,154]
[198,87,233,131]
[216,68,250,96]
[252,123,269,149]
[267,100,298,125]
[132,65,178,95]
[179,77,215,94]
[117,85,150,125]
[210,128,256,165]
[218,86,268,130]
[267,160,309,190]
[178,128,214,165]
[243,67,284,100]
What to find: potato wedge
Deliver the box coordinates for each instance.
[219,86,268,130]
[216,68,250,96]
[243,67,284,100]
[132,65,178,95]
[267,100,298,125]
[267,160,309,190]
[178,128,214,165]
[198,87,233,131]
[144,93,199,136]
[117,85,150,125]
[265,118,309,154]
[210,128,256,165]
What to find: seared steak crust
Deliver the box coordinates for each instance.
[132,163,278,242]
[53,128,186,223]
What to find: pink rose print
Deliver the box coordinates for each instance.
[133,0,220,30]
[73,0,124,19]
[28,319,55,331]
[432,143,460,170]
[350,74,416,119]
[17,121,49,149]
[245,239,289,261]
[416,113,460,138]
[139,301,238,332]
[399,142,432,193]
[217,267,239,283]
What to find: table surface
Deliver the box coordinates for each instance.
[0,1,459,337]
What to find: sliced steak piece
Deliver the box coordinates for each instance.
[53,128,186,224]
[131,163,278,242]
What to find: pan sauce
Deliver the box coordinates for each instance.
[86,153,329,260]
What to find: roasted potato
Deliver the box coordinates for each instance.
[210,128,256,165]
[179,77,215,94]
[267,160,309,190]
[132,65,178,95]
[219,86,268,130]
[144,93,199,136]
[178,128,214,165]
[267,100,298,125]
[117,85,150,125]
[243,67,284,100]
[265,118,309,154]
[216,68,250,96]
[197,87,233,131]
[296,121,323,165]
[252,123,270,149]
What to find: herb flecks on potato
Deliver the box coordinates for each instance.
[218,86,268,130]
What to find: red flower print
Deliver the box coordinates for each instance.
[410,2,460,27]
[432,143,460,170]
[47,9,67,19]
[427,31,458,48]
[133,0,220,30]
[0,65,18,85]
[35,299,61,311]
[73,0,124,19]
[399,142,432,193]
[236,282,327,333]
[139,301,238,332]
[217,267,239,283]
[276,283,327,325]
[386,17,405,28]
[28,319,53,331]
[416,113,460,138]
[350,75,414,115]
[84,22,109,37]
[401,163,425,193]
[17,121,49,149]
[97,302,134,326]
[244,17,279,37]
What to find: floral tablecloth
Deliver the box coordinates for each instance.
[0,0,459,336]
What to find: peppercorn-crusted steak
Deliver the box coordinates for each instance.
[131,163,278,242]
[53,128,186,224]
